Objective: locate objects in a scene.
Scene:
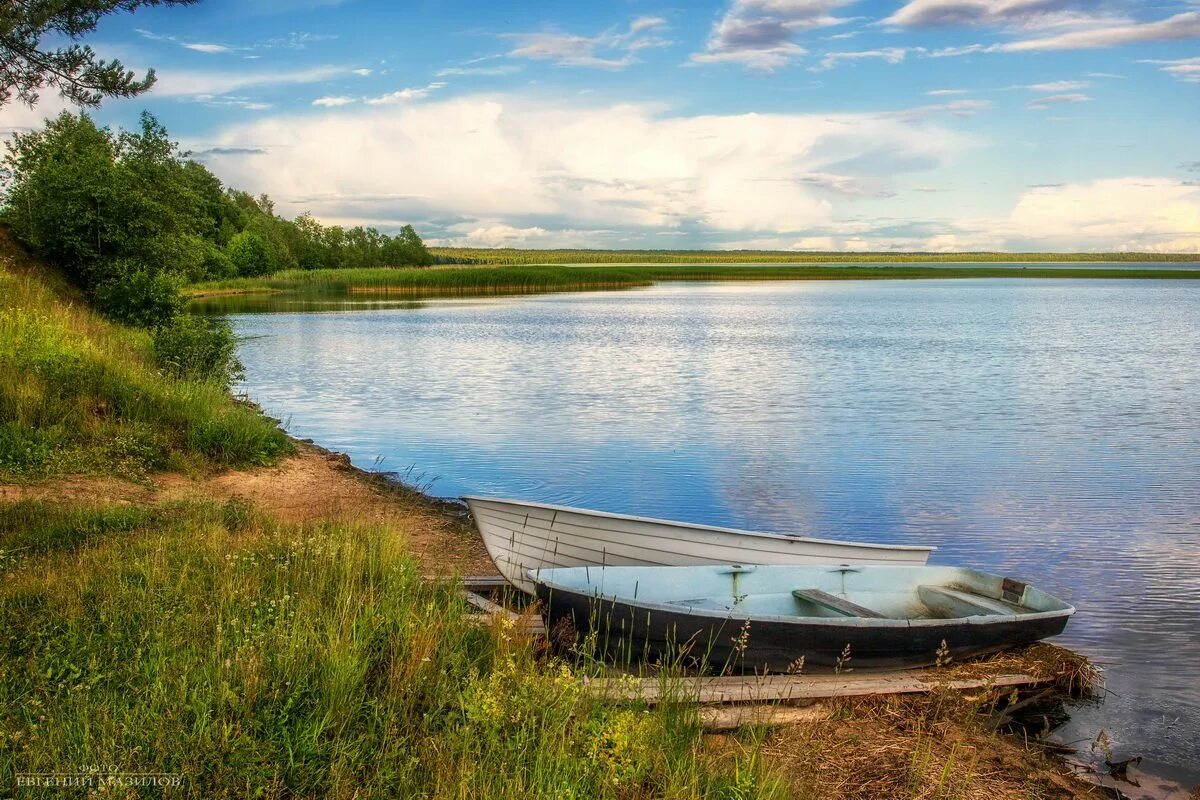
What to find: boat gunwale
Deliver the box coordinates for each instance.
[529,567,1076,630]
[462,495,936,553]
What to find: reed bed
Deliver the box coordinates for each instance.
[188,263,1200,299]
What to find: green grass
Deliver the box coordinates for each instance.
[189,262,1200,299]
[0,499,786,799]
[0,235,291,480]
[427,247,1200,265]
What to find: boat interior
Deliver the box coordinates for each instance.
[532,564,1074,622]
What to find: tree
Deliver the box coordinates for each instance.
[226,230,273,277]
[0,0,195,108]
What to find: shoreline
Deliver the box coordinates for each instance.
[5,431,1195,797]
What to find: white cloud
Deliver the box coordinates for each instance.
[926,88,967,96]
[504,17,670,70]
[150,65,355,97]
[691,0,856,71]
[1025,80,1089,91]
[999,12,1200,51]
[364,82,446,105]
[1005,178,1200,251]
[436,65,522,77]
[885,1,1111,30]
[198,94,971,237]
[312,95,356,107]
[1139,56,1200,83]
[1026,92,1091,110]
[814,47,912,71]
[351,68,373,76]
[877,98,992,120]
[183,43,233,54]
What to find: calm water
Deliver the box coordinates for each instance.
[222,279,1200,778]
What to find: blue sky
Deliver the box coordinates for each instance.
[3,0,1200,251]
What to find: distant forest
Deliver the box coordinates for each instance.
[429,248,1200,265]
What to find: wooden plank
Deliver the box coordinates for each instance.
[460,590,546,636]
[792,588,885,618]
[582,670,1043,704]
[699,703,827,731]
[425,575,508,589]
[460,589,518,618]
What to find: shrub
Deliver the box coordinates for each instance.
[152,315,244,387]
[91,261,183,327]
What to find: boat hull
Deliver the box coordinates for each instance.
[532,565,1073,671]
[464,496,934,593]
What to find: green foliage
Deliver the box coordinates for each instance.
[152,315,244,387]
[0,0,196,107]
[91,260,183,326]
[0,111,433,321]
[0,502,786,798]
[227,229,275,277]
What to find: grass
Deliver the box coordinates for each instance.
[0,499,788,799]
[189,262,1200,299]
[427,247,1200,265]
[0,233,291,480]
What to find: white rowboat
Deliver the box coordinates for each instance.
[463,496,935,594]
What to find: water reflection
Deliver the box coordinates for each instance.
[225,279,1200,777]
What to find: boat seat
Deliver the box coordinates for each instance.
[663,598,735,612]
[792,588,885,619]
[918,585,1019,617]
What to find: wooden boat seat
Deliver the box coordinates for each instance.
[919,585,1020,617]
[792,588,885,619]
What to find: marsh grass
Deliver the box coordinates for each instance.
[0,499,786,799]
[189,262,1200,300]
[0,236,290,480]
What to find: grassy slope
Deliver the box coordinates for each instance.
[427,247,1200,265]
[0,232,291,480]
[189,262,1200,298]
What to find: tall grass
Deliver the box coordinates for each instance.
[0,500,786,799]
[0,238,290,479]
[189,262,1200,299]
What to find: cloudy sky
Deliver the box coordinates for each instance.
[3,0,1200,252]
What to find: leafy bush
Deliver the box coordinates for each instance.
[152,315,243,386]
[91,260,183,327]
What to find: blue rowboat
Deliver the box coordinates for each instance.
[531,564,1074,671]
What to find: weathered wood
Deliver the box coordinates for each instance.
[462,575,510,590]
[582,670,1044,704]
[460,590,546,635]
[698,703,827,731]
[460,589,518,618]
[424,574,508,589]
[792,588,885,618]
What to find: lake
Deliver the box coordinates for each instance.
[218,279,1200,779]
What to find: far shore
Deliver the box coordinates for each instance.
[187,261,1200,301]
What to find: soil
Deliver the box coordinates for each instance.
[0,440,496,577]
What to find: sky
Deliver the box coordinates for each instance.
[2,0,1200,252]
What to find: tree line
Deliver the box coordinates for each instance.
[1,111,431,326]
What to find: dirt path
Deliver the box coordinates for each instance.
[0,441,496,576]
